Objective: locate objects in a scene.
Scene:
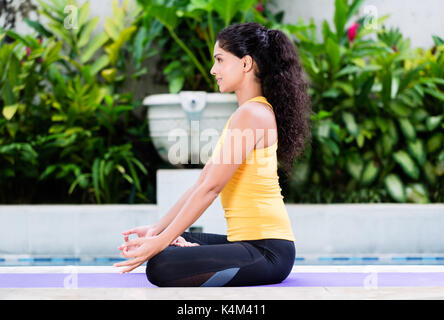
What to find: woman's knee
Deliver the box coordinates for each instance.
[145,251,170,286]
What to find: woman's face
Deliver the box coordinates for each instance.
[210,41,245,93]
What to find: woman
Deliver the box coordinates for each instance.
[114,22,312,287]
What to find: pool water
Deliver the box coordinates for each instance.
[2,255,444,266]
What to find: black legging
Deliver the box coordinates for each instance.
[145,231,295,287]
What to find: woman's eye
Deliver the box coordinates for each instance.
[217,58,222,62]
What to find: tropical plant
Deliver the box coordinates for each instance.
[283,0,444,203]
[0,0,154,203]
[136,0,273,93]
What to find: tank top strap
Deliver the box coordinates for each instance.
[247,96,273,110]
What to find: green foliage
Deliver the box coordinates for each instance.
[1,0,443,204]
[136,0,274,93]
[283,0,444,203]
[0,0,154,204]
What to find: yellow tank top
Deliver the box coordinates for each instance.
[210,96,295,242]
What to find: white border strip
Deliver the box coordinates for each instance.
[3,265,444,274]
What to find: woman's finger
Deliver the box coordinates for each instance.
[121,238,143,250]
[114,257,145,272]
[122,230,135,237]
[120,260,143,274]
[114,257,140,268]
[122,230,136,242]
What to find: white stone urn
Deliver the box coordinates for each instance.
[143,91,237,167]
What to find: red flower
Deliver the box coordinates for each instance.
[348,22,360,44]
[255,4,264,13]
[26,46,31,56]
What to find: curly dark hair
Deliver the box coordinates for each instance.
[215,22,313,179]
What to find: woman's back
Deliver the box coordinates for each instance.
[211,96,295,242]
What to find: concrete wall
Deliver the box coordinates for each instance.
[1,170,444,257]
[2,202,444,257]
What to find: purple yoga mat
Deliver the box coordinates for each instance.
[1,272,444,288]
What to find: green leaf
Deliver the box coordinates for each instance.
[322,20,336,43]
[426,115,443,131]
[387,119,399,145]
[427,133,444,153]
[169,75,185,94]
[106,25,137,66]
[77,0,91,31]
[334,0,347,40]
[342,112,359,137]
[23,18,52,38]
[68,173,90,194]
[326,37,341,71]
[43,40,63,65]
[77,16,99,49]
[406,183,429,203]
[411,109,429,123]
[324,138,340,156]
[424,87,444,101]
[389,101,411,117]
[2,104,19,120]
[148,5,178,30]
[105,16,121,41]
[80,32,109,64]
[346,153,363,180]
[384,174,406,202]
[393,150,420,180]
[360,160,380,186]
[423,161,437,185]
[39,165,58,180]
[90,55,110,76]
[432,35,444,46]
[407,139,426,165]
[391,76,399,99]
[212,0,254,27]
[347,0,365,21]
[398,118,416,140]
[101,68,117,82]
[5,30,33,47]
[92,158,101,203]
[380,134,395,156]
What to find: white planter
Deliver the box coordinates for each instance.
[143,91,238,167]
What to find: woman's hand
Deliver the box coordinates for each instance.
[122,225,157,241]
[170,236,200,247]
[114,236,165,274]
[120,225,158,252]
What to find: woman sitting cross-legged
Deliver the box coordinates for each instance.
[114,22,312,287]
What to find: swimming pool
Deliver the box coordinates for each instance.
[2,254,444,266]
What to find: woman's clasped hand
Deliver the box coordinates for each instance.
[114,225,200,273]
